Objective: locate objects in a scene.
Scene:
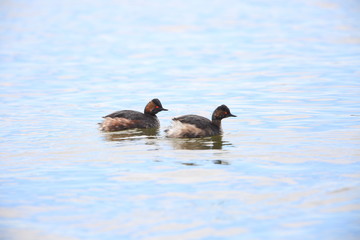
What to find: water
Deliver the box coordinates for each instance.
[1,0,360,239]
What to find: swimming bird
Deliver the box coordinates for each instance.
[100,98,167,132]
[166,104,236,138]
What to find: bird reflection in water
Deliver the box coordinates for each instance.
[181,160,230,166]
[102,128,159,142]
[169,135,232,150]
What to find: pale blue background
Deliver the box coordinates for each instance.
[1,0,360,239]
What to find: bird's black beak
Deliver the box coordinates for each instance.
[228,113,236,117]
[160,108,168,111]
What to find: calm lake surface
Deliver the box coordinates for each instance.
[1,0,360,239]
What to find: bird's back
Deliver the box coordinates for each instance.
[103,110,144,120]
[101,110,159,131]
[167,114,220,138]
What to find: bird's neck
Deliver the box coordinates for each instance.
[211,118,222,128]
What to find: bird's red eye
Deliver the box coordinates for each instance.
[155,106,159,108]
[224,112,228,114]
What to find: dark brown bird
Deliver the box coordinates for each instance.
[100,98,167,132]
[166,105,236,138]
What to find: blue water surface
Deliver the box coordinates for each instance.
[1,0,360,239]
